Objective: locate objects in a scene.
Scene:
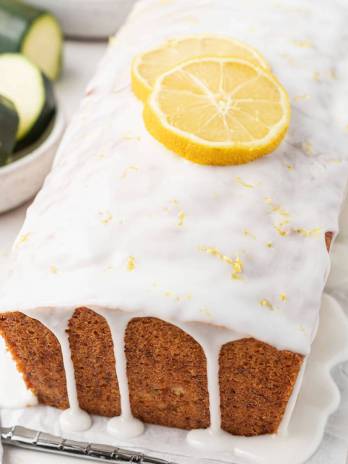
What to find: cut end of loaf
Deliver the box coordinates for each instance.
[0,308,303,436]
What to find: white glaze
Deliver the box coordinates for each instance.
[96,309,144,439]
[24,308,92,432]
[174,321,243,439]
[278,359,307,435]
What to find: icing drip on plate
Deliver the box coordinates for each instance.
[175,322,245,445]
[97,309,144,439]
[25,308,92,433]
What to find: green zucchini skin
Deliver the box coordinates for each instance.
[0,0,63,79]
[0,0,43,52]
[15,74,56,151]
[0,94,19,166]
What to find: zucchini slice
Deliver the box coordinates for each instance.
[0,94,19,166]
[0,54,56,147]
[0,0,62,80]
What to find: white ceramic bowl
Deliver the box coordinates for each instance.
[23,0,136,39]
[0,110,65,215]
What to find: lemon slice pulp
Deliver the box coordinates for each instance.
[143,57,290,165]
[132,35,270,101]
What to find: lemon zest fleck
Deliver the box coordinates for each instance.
[177,210,186,226]
[235,176,254,188]
[260,299,273,310]
[17,233,31,246]
[232,257,243,280]
[302,141,313,156]
[274,224,289,237]
[265,198,290,219]
[200,246,243,280]
[244,228,256,239]
[272,205,289,217]
[294,227,321,237]
[127,256,136,271]
[279,219,290,227]
[99,211,113,224]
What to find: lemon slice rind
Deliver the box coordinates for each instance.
[143,57,290,166]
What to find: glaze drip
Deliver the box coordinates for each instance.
[13,307,305,444]
[24,308,92,433]
[173,321,243,440]
[97,309,144,439]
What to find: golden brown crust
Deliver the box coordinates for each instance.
[0,311,68,409]
[0,309,303,436]
[68,308,121,417]
[126,317,210,429]
[219,338,303,435]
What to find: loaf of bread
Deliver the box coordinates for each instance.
[0,0,347,445]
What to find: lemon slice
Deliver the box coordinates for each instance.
[132,35,270,101]
[143,57,290,166]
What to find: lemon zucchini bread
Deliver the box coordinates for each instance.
[0,0,347,443]
[0,239,331,436]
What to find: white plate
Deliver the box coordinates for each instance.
[23,0,136,38]
[1,293,347,464]
[0,111,65,215]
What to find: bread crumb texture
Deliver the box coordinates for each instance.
[0,308,305,436]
